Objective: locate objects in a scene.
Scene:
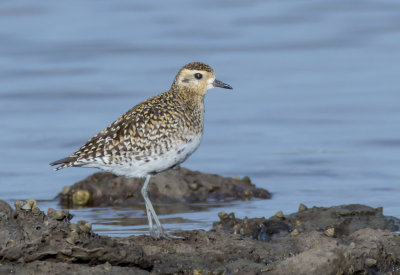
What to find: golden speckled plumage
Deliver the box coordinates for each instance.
[53,89,203,172]
[51,62,232,176]
[51,61,232,239]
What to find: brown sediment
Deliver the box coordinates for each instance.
[57,166,271,207]
[1,200,399,274]
[213,204,399,241]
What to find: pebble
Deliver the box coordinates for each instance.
[298,203,308,212]
[26,199,37,208]
[32,207,41,215]
[72,190,90,206]
[47,208,56,216]
[103,262,112,271]
[188,182,199,190]
[290,229,299,237]
[274,211,284,218]
[365,258,376,267]
[54,210,69,220]
[241,176,251,183]
[14,200,24,209]
[324,227,335,237]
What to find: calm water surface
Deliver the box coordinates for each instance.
[1,0,399,236]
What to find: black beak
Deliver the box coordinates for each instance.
[213,79,233,90]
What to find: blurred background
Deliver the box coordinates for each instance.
[0,0,399,236]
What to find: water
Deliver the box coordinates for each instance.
[1,0,399,236]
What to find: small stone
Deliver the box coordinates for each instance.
[261,267,274,272]
[212,267,226,275]
[62,186,71,195]
[104,262,112,271]
[32,207,41,215]
[72,190,91,206]
[349,242,356,249]
[242,176,251,184]
[47,208,56,216]
[55,211,66,220]
[66,231,78,244]
[232,224,240,234]
[85,222,92,231]
[66,237,75,245]
[21,202,32,211]
[218,211,227,220]
[188,182,199,190]
[26,199,37,208]
[295,220,301,227]
[324,227,335,237]
[78,224,87,232]
[298,203,308,212]
[14,200,24,209]
[63,248,72,256]
[290,229,299,237]
[274,211,284,218]
[365,258,376,267]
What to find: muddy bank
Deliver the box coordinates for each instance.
[1,200,400,274]
[57,166,270,207]
[214,204,399,241]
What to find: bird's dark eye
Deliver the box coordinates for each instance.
[194,73,203,80]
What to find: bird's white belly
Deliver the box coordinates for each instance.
[86,134,202,178]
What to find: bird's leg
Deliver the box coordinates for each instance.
[145,204,153,236]
[147,200,183,239]
[141,175,157,238]
[141,175,183,240]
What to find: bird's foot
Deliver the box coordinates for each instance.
[160,232,185,240]
[149,226,184,240]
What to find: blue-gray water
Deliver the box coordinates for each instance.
[1,0,399,236]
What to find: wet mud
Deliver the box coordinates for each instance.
[57,166,271,207]
[1,200,399,274]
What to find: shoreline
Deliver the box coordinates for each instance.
[1,200,399,274]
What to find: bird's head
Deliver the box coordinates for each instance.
[173,62,232,96]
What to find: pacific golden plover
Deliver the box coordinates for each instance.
[51,62,232,239]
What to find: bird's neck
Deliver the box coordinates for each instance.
[172,86,206,112]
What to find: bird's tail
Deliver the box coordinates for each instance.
[50,156,78,171]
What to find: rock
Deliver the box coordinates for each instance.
[364,258,377,267]
[17,199,38,211]
[0,200,149,272]
[274,210,284,218]
[290,228,299,237]
[72,189,91,206]
[298,203,308,212]
[214,204,400,241]
[1,200,399,274]
[57,166,271,207]
[324,227,335,237]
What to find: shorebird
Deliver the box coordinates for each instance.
[51,62,232,239]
